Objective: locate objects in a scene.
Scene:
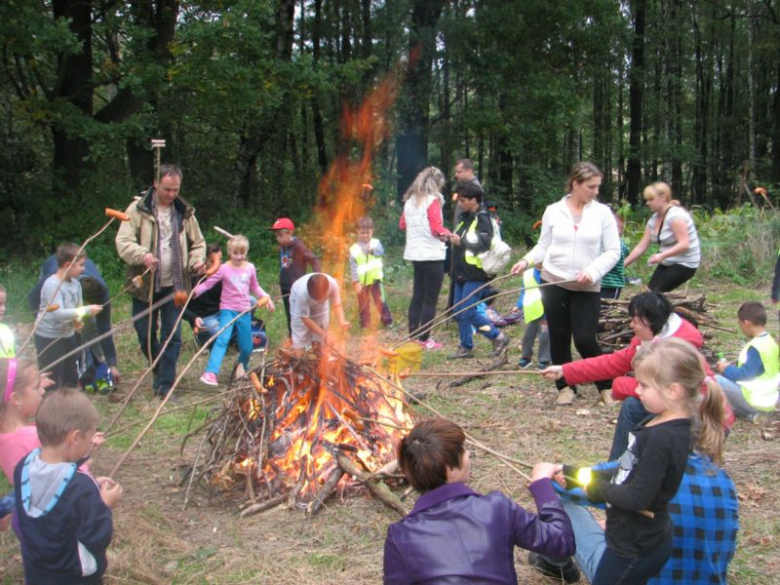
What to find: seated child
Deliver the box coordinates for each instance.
[34,243,102,390]
[14,387,122,584]
[349,216,393,329]
[383,419,574,584]
[194,235,274,386]
[289,273,350,353]
[0,285,15,357]
[533,339,723,585]
[716,301,779,423]
[184,243,224,347]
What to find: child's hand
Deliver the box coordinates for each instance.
[110,365,121,383]
[266,298,275,312]
[648,253,663,266]
[97,477,123,509]
[40,371,56,391]
[91,432,106,448]
[353,282,363,295]
[716,360,729,374]
[541,365,564,381]
[89,305,103,317]
[194,317,204,329]
[531,462,562,482]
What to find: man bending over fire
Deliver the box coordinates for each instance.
[289,273,350,354]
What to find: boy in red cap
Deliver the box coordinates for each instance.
[269,218,322,335]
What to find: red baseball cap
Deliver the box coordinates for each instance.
[269,217,295,231]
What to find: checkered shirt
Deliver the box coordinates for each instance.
[650,453,739,584]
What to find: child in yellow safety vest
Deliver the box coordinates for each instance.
[715,301,780,424]
[516,268,551,370]
[349,217,393,329]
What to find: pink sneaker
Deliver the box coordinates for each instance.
[421,338,443,350]
[200,372,218,386]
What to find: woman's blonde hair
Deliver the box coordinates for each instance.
[642,181,673,202]
[566,162,603,192]
[632,338,725,464]
[403,167,445,207]
[227,234,249,255]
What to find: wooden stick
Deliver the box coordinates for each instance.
[366,367,533,482]
[401,369,546,379]
[108,307,255,478]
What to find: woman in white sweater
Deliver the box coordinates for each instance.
[399,167,452,349]
[511,162,620,406]
[624,181,701,292]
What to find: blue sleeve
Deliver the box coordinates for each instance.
[722,346,764,381]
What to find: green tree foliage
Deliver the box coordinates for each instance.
[1,0,779,259]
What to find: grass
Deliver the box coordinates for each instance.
[1,226,780,584]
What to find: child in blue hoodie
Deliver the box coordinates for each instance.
[14,388,122,584]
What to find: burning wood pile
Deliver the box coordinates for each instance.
[183,350,412,517]
[599,293,720,353]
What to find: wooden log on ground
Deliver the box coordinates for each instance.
[336,453,406,517]
[307,467,346,516]
[240,494,287,518]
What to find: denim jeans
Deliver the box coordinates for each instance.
[453,281,499,350]
[196,313,221,347]
[132,287,182,396]
[557,501,671,585]
[609,397,650,461]
[206,310,253,375]
[520,317,550,363]
[715,374,765,419]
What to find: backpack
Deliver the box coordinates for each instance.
[481,217,512,276]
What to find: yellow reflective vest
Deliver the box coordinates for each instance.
[350,239,384,286]
[522,270,544,323]
[737,332,780,411]
[0,323,15,358]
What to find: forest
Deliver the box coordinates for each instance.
[2,0,780,254]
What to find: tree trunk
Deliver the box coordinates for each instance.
[50,0,93,197]
[626,0,646,205]
[395,0,446,201]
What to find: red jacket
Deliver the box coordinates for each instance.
[562,316,735,429]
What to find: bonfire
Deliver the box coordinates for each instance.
[183,348,413,517]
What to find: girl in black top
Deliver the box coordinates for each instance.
[533,338,725,585]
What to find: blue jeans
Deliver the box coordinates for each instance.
[195,313,221,347]
[206,310,253,374]
[609,397,649,461]
[132,287,182,396]
[453,281,499,350]
[558,501,672,585]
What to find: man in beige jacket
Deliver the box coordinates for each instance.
[116,164,206,399]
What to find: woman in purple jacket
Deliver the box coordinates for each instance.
[383,419,576,584]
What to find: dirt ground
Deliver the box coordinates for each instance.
[1,283,779,584]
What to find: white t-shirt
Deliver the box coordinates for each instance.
[646,206,701,269]
[289,273,341,348]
